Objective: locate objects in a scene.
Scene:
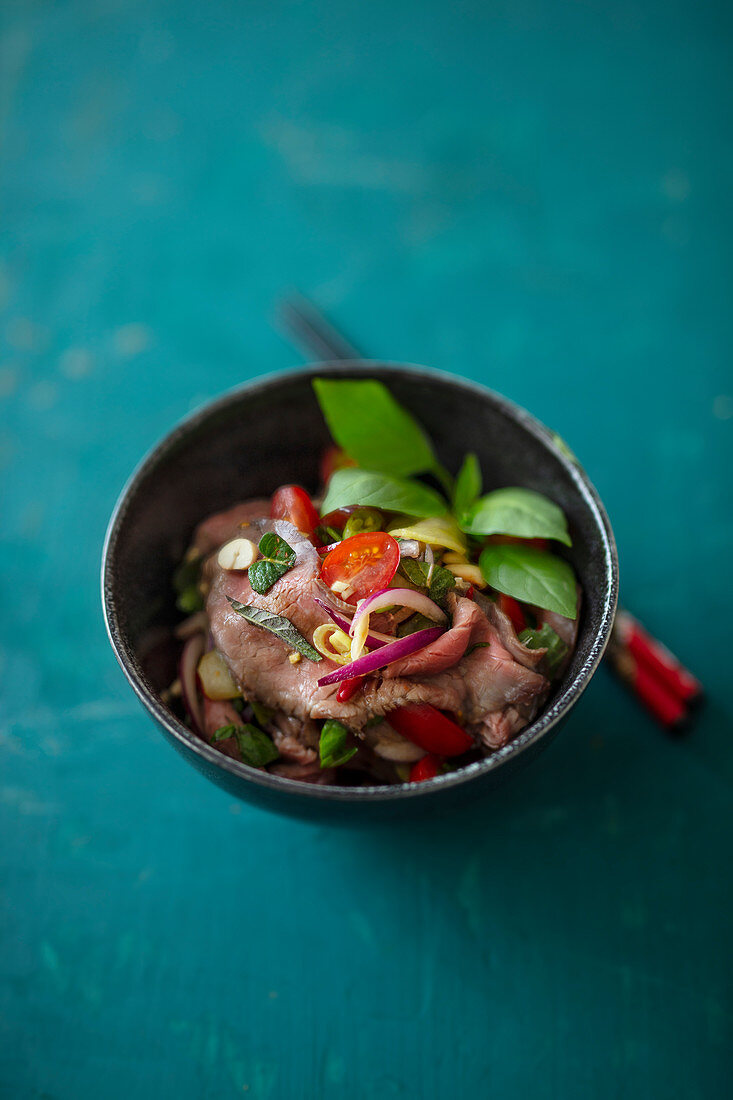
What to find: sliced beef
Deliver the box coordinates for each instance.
[203,508,550,757]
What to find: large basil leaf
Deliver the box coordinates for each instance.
[248,532,296,595]
[320,468,447,519]
[462,487,571,546]
[313,377,435,477]
[479,544,577,619]
[227,598,322,661]
[452,453,481,520]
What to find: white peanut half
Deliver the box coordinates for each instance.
[217,537,258,571]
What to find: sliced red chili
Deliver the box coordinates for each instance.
[409,754,443,783]
[498,593,527,634]
[336,678,362,703]
[387,704,474,757]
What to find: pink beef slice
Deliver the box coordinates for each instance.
[203,507,551,749]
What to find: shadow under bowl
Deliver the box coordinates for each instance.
[102,362,619,822]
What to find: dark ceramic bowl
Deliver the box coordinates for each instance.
[102,363,618,821]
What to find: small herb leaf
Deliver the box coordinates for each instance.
[479,544,577,619]
[313,377,436,477]
[428,566,456,608]
[248,533,296,595]
[518,624,569,678]
[212,724,237,742]
[234,725,279,767]
[399,558,430,588]
[249,699,275,728]
[227,598,322,661]
[397,559,455,609]
[211,723,279,767]
[462,487,572,546]
[321,468,447,519]
[397,612,443,638]
[319,719,358,768]
[453,453,482,519]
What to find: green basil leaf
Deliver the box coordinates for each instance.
[227,598,322,661]
[234,724,279,767]
[479,544,577,619]
[428,566,456,608]
[319,719,358,768]
[248,533,297,595]
[313,377,436,477]
[462,487,572,546]
[398,558,430,588]
[321,468,447,519]
[249,699,275,728]
[518,624,569,678]
[453,453,482,519]
[212,724,237,742]
[396,612,442,638]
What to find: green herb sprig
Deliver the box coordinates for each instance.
[212,723,279,767]
[518,623,569,678]
[248,532,296,595]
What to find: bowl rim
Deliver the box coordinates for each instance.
[101,361,619,803]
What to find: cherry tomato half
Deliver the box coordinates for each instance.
[409,754,443,783]
[320,532,400,603]
[498,593,527,634]
[386,704,474,757]
[271,485,320,539]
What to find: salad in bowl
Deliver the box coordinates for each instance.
[167,378,580,786]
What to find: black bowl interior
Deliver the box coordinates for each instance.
[102,363,618,817]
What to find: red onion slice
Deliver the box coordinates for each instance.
[317,627,444,686]
[350,587,447,638]
[179,633,205,734]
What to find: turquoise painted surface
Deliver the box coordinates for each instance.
[1,1,732,1096]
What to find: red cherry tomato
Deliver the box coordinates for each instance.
[320,507,357,532]
[409,754,443,783]
[320,532,400,603]
[320,446,356,485]
[271,485,320,539]
[498,593,527,634]
[386,704,474,757]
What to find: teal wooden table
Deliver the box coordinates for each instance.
[2,1,731,1096]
